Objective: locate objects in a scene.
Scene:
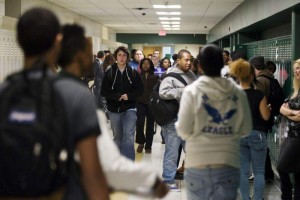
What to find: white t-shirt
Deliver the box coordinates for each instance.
[221,65,230,77]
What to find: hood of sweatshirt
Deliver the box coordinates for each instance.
[195,75,239,101]
[167,65,197,84]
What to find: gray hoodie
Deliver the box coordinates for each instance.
[159,65,197,101]
[175,75,252,169]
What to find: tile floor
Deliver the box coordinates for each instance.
[110,126,282,200]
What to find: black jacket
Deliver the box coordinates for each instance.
[93,59,105,108]
[137,63,159,104]
[101,63,144,112]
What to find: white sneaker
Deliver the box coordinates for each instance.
[167,183,181,192]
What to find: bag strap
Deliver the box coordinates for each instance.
[162,72,188,86]
[256,74,273,81]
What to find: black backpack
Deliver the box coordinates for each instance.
[0,62,70,196]
[258,75,284,127]
[148,73,187,126]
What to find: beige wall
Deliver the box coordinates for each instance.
[132,44,201,59]
[0,0,119,82]
[174,44,201,58]
[17,0,118,54]
[143,46,162,59]
[0,0,4,16]
[20,0,104,38]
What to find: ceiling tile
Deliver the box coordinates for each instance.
[47,0,245,34]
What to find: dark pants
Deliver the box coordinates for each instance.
[277,137,300,199]
[135,102,155,150]
[177,144,183,167]
[279,172,300,200]
[265,147,274,180]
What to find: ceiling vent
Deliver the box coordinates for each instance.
[132,7,148,11]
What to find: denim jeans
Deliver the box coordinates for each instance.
[240,130,267,200]
[185,167,239,200]
[108,109,137,161]
[161,119,185,184]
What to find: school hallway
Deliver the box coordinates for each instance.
[110,126,282,200]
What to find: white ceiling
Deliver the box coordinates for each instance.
[47,0,245,34]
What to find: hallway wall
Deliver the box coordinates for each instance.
[0,0,4,16]
[208,0,300,42]
[0,0,121,82]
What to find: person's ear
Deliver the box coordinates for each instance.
[54,33,63,50]
[199,64,204,74]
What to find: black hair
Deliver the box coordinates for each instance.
[114,46,130,63]
[199,44,223,77]
[223,50,230,57]
[97,51,105,58]
[104,50,111,55]
[17,8,60,56]
[139,58,155,74]
[172,53,178,61]
[191,57,200,75]
[192,57,200,67]
[266,60,276,73]
[57,24,86,68]
[230,50,247,61]
[130,49,137,60]
[177,49,191,59]
[159,57,171,69]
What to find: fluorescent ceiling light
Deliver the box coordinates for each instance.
[153,5,181,9]
[171,25,180,28]
[157,12,181,15]
[161,21,180,25]
[164,28,180,31]
[159,17,181,20]
[162,25,171,28]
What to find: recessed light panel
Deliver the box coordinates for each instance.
[159,17,181,20]
[153,5,181,9]
[157,12,181,15]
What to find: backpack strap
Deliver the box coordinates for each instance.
[257,74,273,80]
[162,72,188,86]
[108,64,137,82]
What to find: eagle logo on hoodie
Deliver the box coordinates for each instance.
[202,94,237,125]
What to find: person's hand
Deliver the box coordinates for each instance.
[152,179,169,198]
[119,94,128,101]
[282,103,289,108]
[292,110,300,116]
